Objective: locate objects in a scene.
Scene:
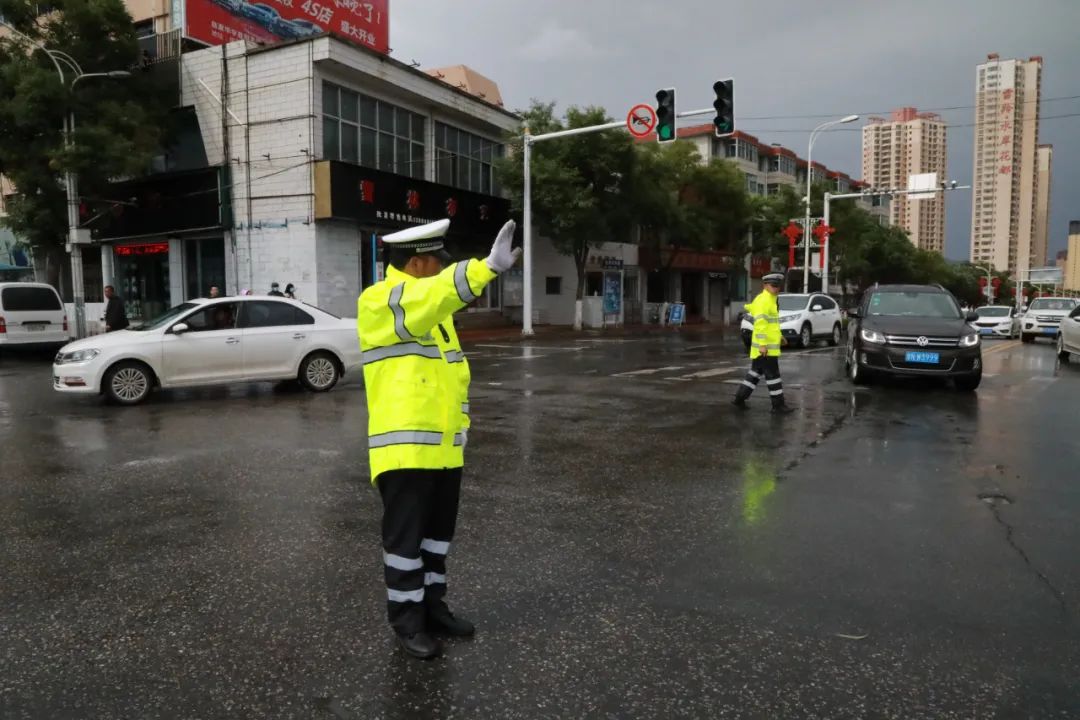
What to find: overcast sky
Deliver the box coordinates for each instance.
[391,0,1078,262]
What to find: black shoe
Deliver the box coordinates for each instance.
[732,398,749,409]
[771,404,795,415]
[395,631,442,659]
[428,604,476,637]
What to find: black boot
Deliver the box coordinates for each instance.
[395,631,442,659]
[731,397,749,409]
[428,602,476,637]
[771,403,795,415]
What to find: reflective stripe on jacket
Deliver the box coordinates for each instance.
[746,290,781,359]
[358,260,496,482]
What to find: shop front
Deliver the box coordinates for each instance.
[640,247,738,323]
[88,167,228,322]
[313,160,510,317]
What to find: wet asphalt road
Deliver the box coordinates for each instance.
[1,331,1079,719]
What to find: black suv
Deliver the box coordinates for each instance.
[846,284,983,390]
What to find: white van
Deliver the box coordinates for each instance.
[0,282,71,349]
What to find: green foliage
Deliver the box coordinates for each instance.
[0,0,164,255]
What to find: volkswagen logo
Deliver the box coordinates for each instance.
[916,336,929,347]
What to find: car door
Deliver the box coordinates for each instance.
[160,302,244,386]
[808,295,829,335]
[1065,306,1080,351]
[237,300,312,379]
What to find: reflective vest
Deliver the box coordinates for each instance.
[357,260,496,482]
[746,290,782,359]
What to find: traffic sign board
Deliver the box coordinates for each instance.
[626,104,657,138]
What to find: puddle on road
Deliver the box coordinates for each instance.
[977,492,1013,506]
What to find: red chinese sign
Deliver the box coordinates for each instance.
[185,0,389,55]
[115,243,169,256]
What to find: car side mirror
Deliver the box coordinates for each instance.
[965,312,979,322]
[847,309,861,319]
[172,322,190,335]
[811,304,823,312]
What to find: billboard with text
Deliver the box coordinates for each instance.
[185,0,388,54]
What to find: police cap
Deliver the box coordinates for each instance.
[382,219,453,264]
[762,272,785,286]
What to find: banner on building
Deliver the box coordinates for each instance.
[185,0,389,54]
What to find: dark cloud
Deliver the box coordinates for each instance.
[392,0,1079,261]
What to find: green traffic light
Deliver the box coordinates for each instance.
[660,126,672,139]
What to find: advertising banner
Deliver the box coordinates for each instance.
[185,0,389,54]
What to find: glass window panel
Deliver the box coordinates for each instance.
[360,95,377,127]
[471,158,482,190]
[360,127,377,168]
[437,151,453,185]
[480,166,491,194]
[379,132,395,172]
[378,102,394,133]
[341,123,359,163]
[457,156,469,189]
[322,82,338,116]
[322,117,339,160]
[412,146,425,179]
[340,89,358,123]
[396,138,410,174]
[412,114,426,142]
[481,142,493,164]
[395,108,411,138]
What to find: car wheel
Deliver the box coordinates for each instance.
[104,361,153,405]
[799,323,812,348]
[848,349,871,386]
[955,371,982,392]
[299,351,340,392]
[1021,333,1034,344]
[829,323,841,347]
[1058,334,1071,362]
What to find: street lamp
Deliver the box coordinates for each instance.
[1,21,131,338]
[803,114,858,293]
[973,264,994,304]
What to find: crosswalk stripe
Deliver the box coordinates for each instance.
[611,366,685,377]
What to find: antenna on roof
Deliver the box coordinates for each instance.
[409,60,420,68]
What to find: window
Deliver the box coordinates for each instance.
[238,301,313,328]
[435,122,502,193]
[322,82,426,178]
[182,302,240,332]
[814,296,837,310]
[545,276,562,295]
[1,287,62,311]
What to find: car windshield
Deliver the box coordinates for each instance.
[976,307,1010,317]
[1028,299,1077,312]
[130,303,198,331]
[777,295,809,312]
[867,291,960,318]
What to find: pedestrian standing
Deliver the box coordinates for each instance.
[209,286,221,298]
[733,272,793,414]
[357,217,519,660]
[103,285,128,332]
[284,283,296,300]
[268,282,284,297]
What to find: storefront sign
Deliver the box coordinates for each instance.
[602,272,622,315]
[88,168,224,242]
[315,161,510,239]
[751,255,771,278]
[184,0,389,54]
[639,247,736,272]
[116,242,170,256]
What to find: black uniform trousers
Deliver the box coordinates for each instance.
[734,355,786,407]
[377,467,462,636]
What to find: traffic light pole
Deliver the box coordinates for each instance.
[520,106,715,335]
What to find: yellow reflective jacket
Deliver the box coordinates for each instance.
[746,290,782,359]
[357,260,496,482]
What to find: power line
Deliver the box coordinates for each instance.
[737,93,1080,122]
[746,111,1080,134]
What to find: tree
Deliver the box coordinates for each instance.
[496,101,638,328]
[0,0,163,288]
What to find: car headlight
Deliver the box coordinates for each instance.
[779,314,800,323]
[997,321,1012,329]
[960,333,980,347]
[56,348,101,364]
[860,328,886,344]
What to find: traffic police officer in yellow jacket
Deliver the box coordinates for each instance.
[733,272,793,413]
[358,217,519,660]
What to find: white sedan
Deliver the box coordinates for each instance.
[53,296,362,405]
[971,305,1020,339]
[1057,303,1080,362]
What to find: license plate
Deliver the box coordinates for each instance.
[25,325,46,332]
[980,328,994,334]
[905,351,939,364]
[1042,327,1057,334]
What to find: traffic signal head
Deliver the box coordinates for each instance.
[655,88,676,143]
[713,78,734,137]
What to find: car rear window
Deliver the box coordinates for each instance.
[1,287,62,311]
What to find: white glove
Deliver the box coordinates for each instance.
[485,220,521,273]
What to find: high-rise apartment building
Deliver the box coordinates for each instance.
[970,54,1043,274]
[862,108,947,253]
[1033,144,1053,268]
[1065,222,1080,292]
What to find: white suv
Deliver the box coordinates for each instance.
[1020,297,1078,344]
[741,293,843,349]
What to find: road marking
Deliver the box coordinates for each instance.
[679,367,739,379]
[611,366,685,377]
